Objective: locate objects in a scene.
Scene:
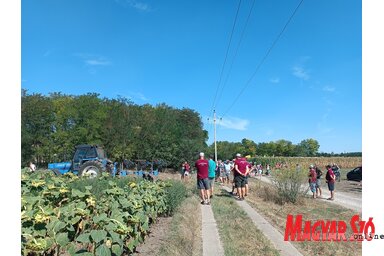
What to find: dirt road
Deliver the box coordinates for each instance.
[255,175,362,213]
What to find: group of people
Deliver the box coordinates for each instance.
[194,152,252,204]
[308,163,339,200]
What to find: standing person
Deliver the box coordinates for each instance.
[308,165,317,199]
[315,164,323,198]
[217,160,226,184]
[331,163,341,182]
[28,162,36,172]
[244,162,252,196]
[325,164,336,200]
[195,153,211,205]
[223,160,231,184]
[265,164,271,176]
[208,155,216,198]
[180,162,185,180]
[230,159,237,195]
[233,153,250,200]
[183,161,191,181]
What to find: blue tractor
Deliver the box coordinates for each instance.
[48,144,114,178]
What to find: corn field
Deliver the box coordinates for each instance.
[248,157,362,169]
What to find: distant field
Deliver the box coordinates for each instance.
[249,157,362,169]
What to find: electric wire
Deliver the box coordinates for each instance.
[211,0,242,113]
[221,0,305,119]
[215,0,256,111]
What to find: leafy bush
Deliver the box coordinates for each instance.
[271,168,309,204]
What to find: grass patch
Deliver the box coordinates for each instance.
[158,195,202,256]
[211,189,280,256]
[162,179,188,216]
[246,178,362,256]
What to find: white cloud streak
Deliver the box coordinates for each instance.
[322,85,336,92]
[292,66,310,80]
[85,59,111,66]
[75,53,112,66]
[217,116,249,131]
[115,0,151,11]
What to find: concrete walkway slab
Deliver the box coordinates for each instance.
[222,186,303,256]
[201,204,225,256]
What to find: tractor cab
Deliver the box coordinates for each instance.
[48,144,113,177]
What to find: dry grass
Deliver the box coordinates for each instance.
[211,188,280,256]
[246,178,362,256]
[157,193,202,256]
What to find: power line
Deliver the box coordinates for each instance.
[215,0,256,111]
[211,0,242,113]
[221,0,305,119]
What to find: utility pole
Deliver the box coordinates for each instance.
[213,110,217,162]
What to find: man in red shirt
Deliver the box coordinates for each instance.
[233,153,250,200]
[325,164,336,200]
[195,152,211,205]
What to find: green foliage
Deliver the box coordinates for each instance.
[21,91,208,168]
[162,180,188,216]
[21,169,183,255]
[271,168,309,204]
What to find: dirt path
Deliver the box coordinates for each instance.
[132,217,172,255]
[255,175,362,212]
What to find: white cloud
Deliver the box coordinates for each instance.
[269,77,280,84]
[217,116,249,131]
[115,0,151,11]
[118,92,149,102]
[292,66,310,80]
[74,53,112,67]
[130,92,148,101]
[85,59,111,66]
[323,85,336,92]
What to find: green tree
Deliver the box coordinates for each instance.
[296,139,320,156]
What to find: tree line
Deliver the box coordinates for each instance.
[21,90,361,169]
[21,90,208,168]
[205,139,361,162]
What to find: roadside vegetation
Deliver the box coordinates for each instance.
[246,178,362,256]
[21,170,189,255]
[211,188,280,256]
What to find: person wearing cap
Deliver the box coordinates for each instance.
[233,153,250,200]
[208,155,216,198]
[308,164,317,199]
[195,152,211,205]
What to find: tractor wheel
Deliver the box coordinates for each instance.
[79,161,103,178]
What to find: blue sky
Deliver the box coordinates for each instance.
[21,0,362,153]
